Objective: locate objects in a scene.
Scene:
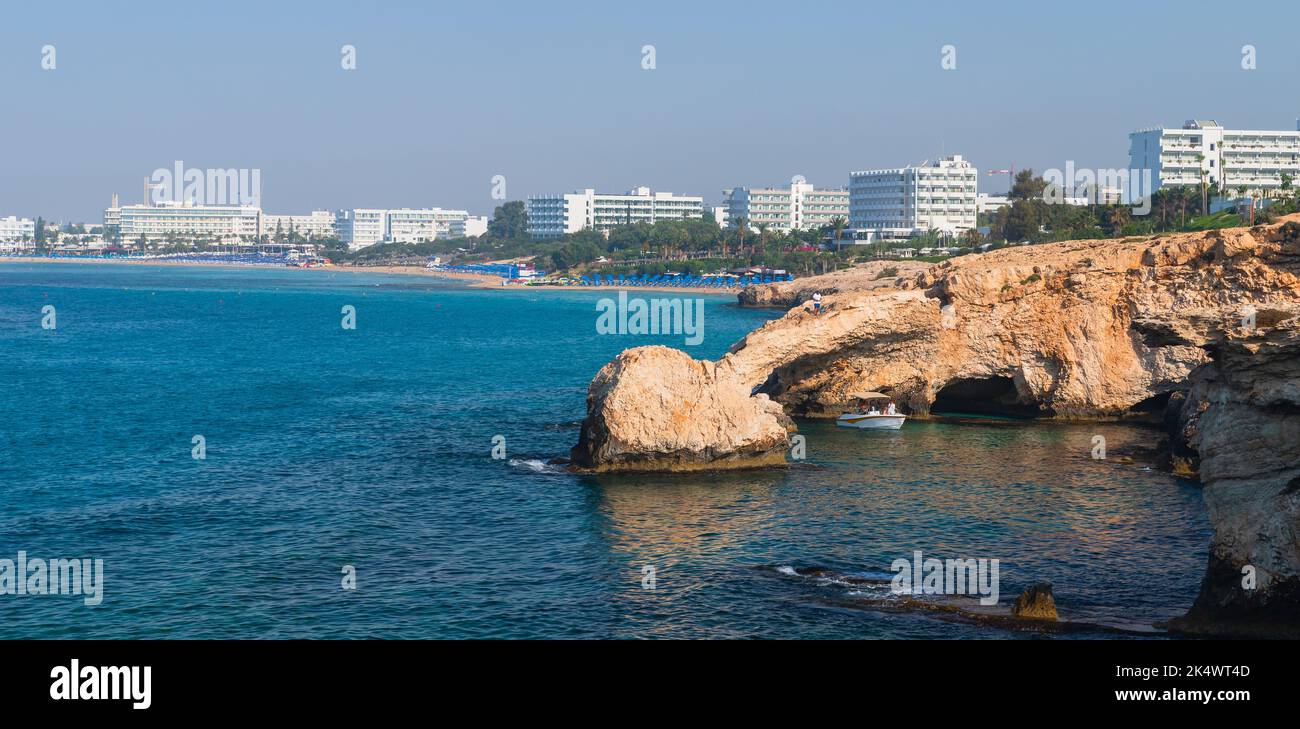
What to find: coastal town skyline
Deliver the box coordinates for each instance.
[6,112,1300,236]
[3,0,1299,221]
[5,0,1299,693]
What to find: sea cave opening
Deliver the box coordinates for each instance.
[930,376,1052,419]
[1128,390,1174,415]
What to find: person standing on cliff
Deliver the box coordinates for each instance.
[811,291,822,315]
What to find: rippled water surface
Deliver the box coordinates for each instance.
[0,263,1210,638]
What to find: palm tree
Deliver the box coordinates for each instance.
[1195,154,1208,216]
[1106,206,1131,235]
[829,216,847,251]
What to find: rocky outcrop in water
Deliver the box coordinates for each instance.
[1012,583,1059,621]
[1170,318,1300,637]
[574,218,1300,633]
[576,217,1300,469]
[569,346,791,472]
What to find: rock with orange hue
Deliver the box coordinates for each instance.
[573,217,1300,634]
[577,217,1300,471]
[569,346,791,472]
[722,218,1300,419]
[737,260,929,308]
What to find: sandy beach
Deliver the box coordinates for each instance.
[0,257,742,296]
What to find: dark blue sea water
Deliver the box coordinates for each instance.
[0,263,1211,638]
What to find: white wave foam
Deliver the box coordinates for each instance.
[508,458,567,475]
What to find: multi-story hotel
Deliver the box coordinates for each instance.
[0,215,37,242]
[260,211,336,240]
[722,180,849,231]
[526,187,704,238]
[1129,119,1300,196]
[335,208,478,248]
[450,215,488,239]
[110,202,261,242]
[103,194,121,232]
[335,209,388,249]
[849,155,979,239]
[385,209,443,243]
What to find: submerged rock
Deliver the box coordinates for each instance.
[569,346,791,473]
[1012,583,1059,621]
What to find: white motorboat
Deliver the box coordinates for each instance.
[836,413,906,429]
[836,391,906,430]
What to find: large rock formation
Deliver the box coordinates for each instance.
[573,217,1300,634]
[724,220,1300,419]
[1170,318,1300,637]
[569,346,791,472]
[576,218,1300,469]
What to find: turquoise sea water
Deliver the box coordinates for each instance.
[0,263,1211,638]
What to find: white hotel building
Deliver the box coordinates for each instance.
[110,202,261,242]
[335,209,388,249]
[526,187,704,238]
[260,211,336,240]
[335,208,478,249]
[100,200,475,248]
[1129,119,1300,196]
[849,155,979,239]
[722,180,849,231]
[450,215,488,239]
[0,215,37,242]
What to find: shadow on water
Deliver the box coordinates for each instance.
[566,417,1208,638]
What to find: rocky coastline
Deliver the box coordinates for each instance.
[570,216,1300,635]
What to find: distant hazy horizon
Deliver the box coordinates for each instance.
[2,0,1297,222]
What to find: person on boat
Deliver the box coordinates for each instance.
[887,401,897,415]
[811,291,822,315]
[867,404,880,415]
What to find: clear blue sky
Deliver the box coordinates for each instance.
[2,0,1297,222]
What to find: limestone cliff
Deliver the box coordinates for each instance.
[571,217,1300,634]
[1171,319,1300,637]
[576,218,1300,469]
[721,219,1300,419]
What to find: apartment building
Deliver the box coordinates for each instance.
[112,202,261,242]
[1129,119,1300,195]
[526,187,703,238]
[722,180,849,231]
[849,155,979,239]
[260,211,336,240]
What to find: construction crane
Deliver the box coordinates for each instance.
[986,166,1015,194]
